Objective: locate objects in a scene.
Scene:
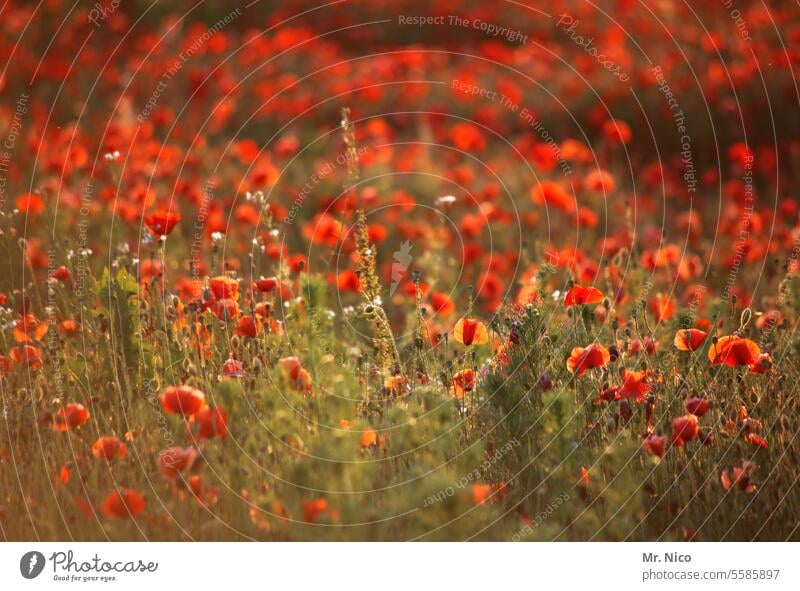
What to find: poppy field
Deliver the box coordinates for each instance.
[1,0,799,542]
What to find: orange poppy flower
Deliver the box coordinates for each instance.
[14,314,48,343]
[303,498,329,523]
[61,319,81,336]
[471,483,506,505]
[671,414,699,446]
[708,336,761,367]
[453,317,489,346]
[430,291,455,316]
[451,368,477,399]
[101,488,145,519]
[564,284,604,306]
[209,275,239,300]
[649,293,675,322]
[10,345,43,367]
[91,436,127,460]
[384,375,409,397]
[161,385,206,416]
[359,428,378,448]
[53,403,90,431]
[674,328,708,351]
[566,343,610,376]
[279,357,313,393]
[144,209,181,237]
[721,461,756,494]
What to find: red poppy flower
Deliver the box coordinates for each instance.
[213,298,240,320]
[566,343,610,376]
[746,433,768,449]
[602,119,632,145]
[453,317,489,346]
[53,403,90,431]
[52,265,71,281]
[674,329,708,352]
[161,385,206,416]
[221,356,244,378]
[721,461,757,494]
[157,446,198,479]
[236,315,260,338]
[614,369,653,403]
[335,269,361,293]
[91,436,127,460]
[564,284,604,306]
[685,397,709,417]
[671,414,699,446]
[101,488,145,518]
[195,406,228,439]
[144,209,181,237]
[17,192,45,216]
[531,180,574,213]
[253,276,292,299]
[749,353,773,374]
[642,434,666,458]
[708,336,761,367]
